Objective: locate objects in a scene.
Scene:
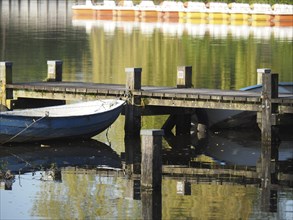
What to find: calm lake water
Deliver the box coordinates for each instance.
[0,0,293,219]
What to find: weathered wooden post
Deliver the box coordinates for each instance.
[257,68,272,85]
[177,66,192,88]
[175,66,192,135]
[47,60,63,82]
[258,68,279,189]
[162,66,193,136]
[125,67,142,137]
[126,67,141,91]
[141,129,164,190]
[0,61,13,109]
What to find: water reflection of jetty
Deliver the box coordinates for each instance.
[72,18,293,39]
[1,131,291,186]
[1,133,292,218]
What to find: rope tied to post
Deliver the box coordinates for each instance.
[1,112,49,145]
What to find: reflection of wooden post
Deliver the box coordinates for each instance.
[47,60,63,82]
[125,179,141,200]
[141,129,164,190]
[259,69,279,189]
[177,66,192,88]
[141,190,162,220]
[125,67,142,137]
[0,61,13,108]
[124,138,141,175]
[176,181,191,195]
[261,188,278,213]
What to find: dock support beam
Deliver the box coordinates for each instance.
[258,68,279,189]
[0,61,13,109]
[140,129,164,190]
[124,67,142,137]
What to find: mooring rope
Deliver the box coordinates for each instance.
[7,151,34,167]
[1,112,49,145]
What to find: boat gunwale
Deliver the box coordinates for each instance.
[0,100,125,118]
[240,82,293,91]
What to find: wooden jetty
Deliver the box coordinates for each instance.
[1,61,292,134]
[1,60,293,189]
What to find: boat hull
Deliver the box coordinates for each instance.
[95,9,115,18]
[251,14,272,21]
[186,12,207,19]
[0,100,124,143]
[230,13,250,21]
[273,14,293,22]
[205,130,293,166]
[208,12,229,20]
[116,9,136,17]
[201,83,293,129]
[163,11,180,19]
[72,5,95,18]
[138,10,159,18]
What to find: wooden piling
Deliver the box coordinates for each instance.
[259,68,279,188]
[176,66,192,134]
[177,66,192,88]
[126,67,141,90]
[257,68,271,85]
[140,129,164,190]
[161,66,193,136]
[124,67,142,137]
[47,60,63,82]
[0,61,13,109]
